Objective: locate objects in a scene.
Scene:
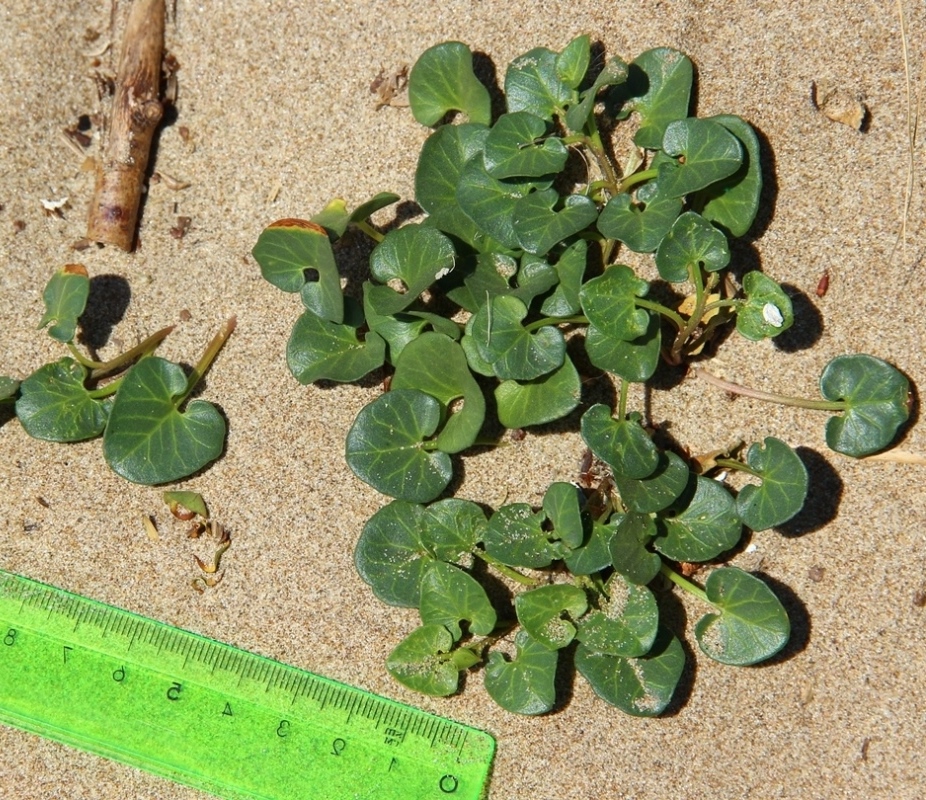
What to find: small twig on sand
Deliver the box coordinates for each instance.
[87,0,165,251]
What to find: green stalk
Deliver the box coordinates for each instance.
[693,367,847,411]
[713,457,761,478]
[68,343,106,370]
[660,562,710,604]
[88,325,175,381]
[473,547,540,586]
[86,376,124,399]
[525,314,588,332]
[354,220,385,243]
[635,298,686,330]
[617,378,629,420]
[671,263,706,359]
[178,317,237,406]
[617,168,658,194]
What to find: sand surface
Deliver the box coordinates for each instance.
[1,1,925,798]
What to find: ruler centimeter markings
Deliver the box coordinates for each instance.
[0,569,495,800]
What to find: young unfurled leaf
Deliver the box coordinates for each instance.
[483,503,566,568]
[408,41,491,126]
[820,355,910,457]
[696,115,763,237]
[484,630,558,715]
[576,573,658,657]
[653,474,742,562]
[345,389,453,503]
[39,264,89,343]
[483,112,569,179]
[367,224,456,315]
[252,220,343,324]
[515,584,588,650]
[596,184,683,253]
[564,55,629,132]
[609,512,661,586]
[103,358,225,485]
[457,155,537,249]
[657,118,744,199]
[575,626,685,717]
[510,255,560,306]
[16,358,111,442]
[654,211,730,283]
[541,482,587,549]
[419,561,497,640]
[504,47,575,121]
[495,356,581,429]
[391,333,486,453]
[579,265,651,342]
[387,624,461,697]
[555,34,591,90]
[513,189,598,256]
[736,271,793,340]
[581,405,658,480]
[311,193,400,238]
[286,308,386,384]
[694,567,790,665]
[613,451,690,514]
[415,123,490,246]
[735,437,808,530]
[163,490,209,520]
[585,313,661,384]
[354,500,430,607]
[469,295,565,381]
[618,48,693,149]
[539,240,587,317]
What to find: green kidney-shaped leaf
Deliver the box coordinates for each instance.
[409,41,491,126]
[484,630,558,715]
[579,265,651,342]
[483,503,566,568]
[736,437,808,530]
[581,405,658,480]
[575,626,684,717]
[596,187,683,253]
[495,356,581,429]
[387,624,460,697]
[103,358,225,485]
[585,314,661,384]
[368,225,456,315]
[504,47,574,121]
[540,240,587,317]
[736,271,794,341]
[609,512,661,586]
[655,211,730,283]
[542,481,587,549]
[654,475,742,562]
[564,519,618,575]
[513,189,599,256]
[576,573,658,658]
[694,567,790,665]
[252,220,343,323]
[345,389,453,502]
[820,354,910,457]
[555,34,591,89]
[392,333,486,453]
[457,155,537,250]
[419,561,497,640]
[16,358,110,442]
[515,584,587,650]
[657,118,743,199]
[355,500,430,607]
[620,48,693,149]
[483,112,569,179]
[697,115,763,237]
[287,309,386,383]
[564,55,629,132]
[421,498,487,561]
[415,123,490,246]
[469,295,565,381]
[613,451,690,514]
[39,264,89,343]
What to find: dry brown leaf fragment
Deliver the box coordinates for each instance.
[811,81,868,130]
[371,64,410,109]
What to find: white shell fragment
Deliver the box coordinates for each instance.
[762,302,784,328]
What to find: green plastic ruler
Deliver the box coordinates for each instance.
[0,569,494,799]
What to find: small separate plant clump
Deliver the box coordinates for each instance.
[252,39,911,715]
[1,264,234,485]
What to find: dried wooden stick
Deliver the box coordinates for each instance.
[87,0,165,251]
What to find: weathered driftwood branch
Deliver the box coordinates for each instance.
[87,0,165,251]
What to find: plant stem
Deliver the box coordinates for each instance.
[179,317,237,405]
[635,298,685,330]
[68,343,107,370]
[660,562,710,604]
[617,168,658,194]
[473,547,540,586]
[617,379,629,420]
[354,220,384,243]
[713,457,761,478]
[86,377,124,399]
[525,314,588,332]
[693,367,846,411]
[88,324,175,380]
[671,263,706,359]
